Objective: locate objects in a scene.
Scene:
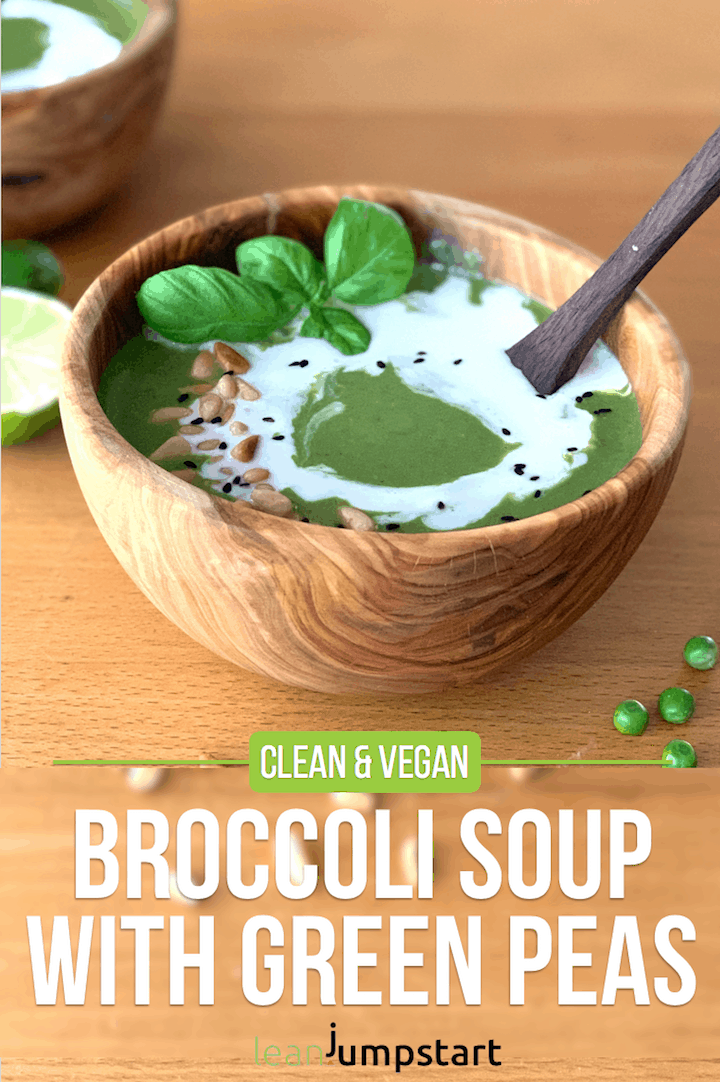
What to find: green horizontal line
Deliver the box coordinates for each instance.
[53,757,665,767]
[483,759,665,766]
[53,759,250,766]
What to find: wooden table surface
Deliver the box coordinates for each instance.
[2,4,719,768]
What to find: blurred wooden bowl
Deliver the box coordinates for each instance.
[1,0,176,239]
[59,185,691,694]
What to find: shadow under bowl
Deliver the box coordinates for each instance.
[1,0,177,239]
[59,185,691,694]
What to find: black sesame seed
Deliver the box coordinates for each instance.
[567,447,578,452]
[177,393,189,402]
[211,416,222,424]
[413,358,425,363]
[513,464,526,475]
[386,523,401,531]
[453,358,463,365]
[377,361,386,368]
[272,434,285,441]
[594,408,612,414]
[437,501,445,509]
[301,517,310,523]
[582,391,594,398]
[534,490,542,498]
[233,476,242,484]
[299,359,309,368]
[417,351,426,354]
[222,483,232,493]
[190,417,203,425]
[183,460,196,469]
[536,394,547,399]
[576,396,584,403]
[582,489,592,496]
[500,515,518,522]
[239,482,251,487]
[337,523,346,527]
[289,361,301,367]
[502,428,511,435]
[224,370,234,376]
[262,417,275,422]
[219,442,227,450]
[530,475,540,481]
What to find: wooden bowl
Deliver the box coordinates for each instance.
[59,185,691,694]
[1,0,176,239]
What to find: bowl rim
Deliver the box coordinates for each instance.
[60,183,692,548]
[0,0,176,103]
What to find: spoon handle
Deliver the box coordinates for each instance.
[507,125,720,394]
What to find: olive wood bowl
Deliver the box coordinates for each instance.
[1,0,176,239]
[60,185,691,694]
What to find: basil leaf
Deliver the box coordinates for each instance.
[324,198,415,305]
[235,236,325,304]
[137,265,300,344]
[300,305,370,355]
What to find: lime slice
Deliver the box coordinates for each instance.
[2,239,64,297]
[1,287,73,446]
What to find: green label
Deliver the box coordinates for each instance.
[248,732,481,793]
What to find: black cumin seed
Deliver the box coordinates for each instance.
[233,476,241,484]
[594,408,612,414]
[502,428,511,435]
[453,358,463,365]
[262,417,275,422]
[513,464,525,475]
[413,358,425,363]
[567,446,578,452]
[272,434,285,441]
[530,475,539,481]
[222,483,232,493]
[211,416,222,424]
[377,361,386,368]
[177,393,189,402]
[536,394,547,399]
[301,517,310,523]
[386,523,401,531]
[219,442,227,450]
[501,515,518,522]
[534,490,542,498]
[299,359,309,367]
[183,460,196,469]
[582,391,594,398]
[190,417,203,425]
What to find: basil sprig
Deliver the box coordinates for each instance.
[137,199,416,355]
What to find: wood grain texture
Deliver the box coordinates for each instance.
[4,1060,720,1081]
[508,125,720,393]
[1,768,718,1061]
[1,0,176,239]
[2,112,718,763]
[58,186,690,694]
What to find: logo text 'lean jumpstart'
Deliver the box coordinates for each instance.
[254,1024,502,1072]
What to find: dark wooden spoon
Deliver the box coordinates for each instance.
[506,125,720,395]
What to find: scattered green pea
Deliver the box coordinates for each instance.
[658,686,695,723]
[613,699,649,735]
[661,739,697,768]
[683,635,718,671]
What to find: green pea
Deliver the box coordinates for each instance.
[683,635,718,671]
[613,699,649,735]
[661,739,697,768]
[658,687,695,724]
